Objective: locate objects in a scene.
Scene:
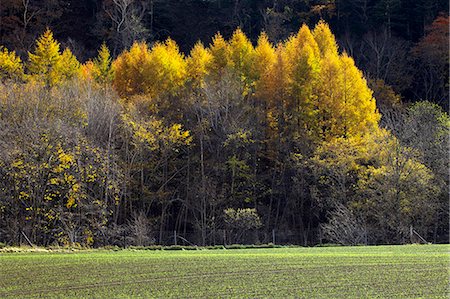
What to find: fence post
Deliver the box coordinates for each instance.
[174,230,177,246]
[410,225,413,244]
[272,229,275,245]
[319,227,322,245]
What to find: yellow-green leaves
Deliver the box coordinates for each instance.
[312,20,339,57]
[149,39,187,98]
[208,33,230,74]
[228,28,256,87]
[0,46,24,81]
[93,43,114,85]
[28,29,80,87]
[59,48,80,81]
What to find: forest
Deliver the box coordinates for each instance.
[0,0,448,247]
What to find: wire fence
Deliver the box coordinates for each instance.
[105,228,323,247]
[6,225,446,247]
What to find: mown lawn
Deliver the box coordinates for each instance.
[0,244,448,298]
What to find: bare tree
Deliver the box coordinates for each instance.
[359,30,412,92]
[321,204,367,245]
[128,212,153,246]
[104,0,149,52]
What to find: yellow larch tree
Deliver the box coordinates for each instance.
[312,20,339,58]
[228,28,256,89]
[316,51,343,139]
[147,38,187,98]
[112,42,153,97]
[28,29,62,87]
[28,29,80,87]
[253,32,276,81]
[113,39,187,99]
[0,46,24,81]
[58,48,80,82]
[186,41,213,88]
[208,32,231,75]
[283,24,321,137]
[93,43,114,85]
[338,53,379,137]
[256,44,290,161]
[316,52,380,140]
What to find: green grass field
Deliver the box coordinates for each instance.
[0,245,448,298]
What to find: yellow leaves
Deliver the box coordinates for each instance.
[149,38,187,97]
[135,125,158,147]
[80,61,95,81]
[121,112,159,149]
[228,28,256,85]
[57,148,74,167]
[53,144,75,173]
[92,43,114,85]
[65,182,80,208]
[286,24,320,60]
[316,51,380,140]
[84,229,94,246]
[27,29,80,87]
[28,29,61,73]
[11,160,24,169]
[113,42,151,96]
[106,23,379,146]
[209,32,230,73]
[19,191,30,200]
[86,173,97,183]
[224,129,254,148]
[49,178,59,185]
[0,46,24,81]
[187,42,213,86]
[44,194,55,201]
[59,48,81,81]
[254,33,276,79]
[166,123,192,146]
[122,111,191,150]
[312,20,339,57]
[66,195,76,208]
[113,39,187,98]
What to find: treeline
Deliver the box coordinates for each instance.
[0,22,448,247]
[1,1,448,109]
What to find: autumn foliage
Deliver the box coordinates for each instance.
[0,23,447,247]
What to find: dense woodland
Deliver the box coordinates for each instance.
[0,1,448,247]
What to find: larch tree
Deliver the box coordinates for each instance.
[208,33,231,76]
[27,29,80,87]
[112,39,187,99]
[186,42,213,88]
[27,29,62,87]
[283,24,321,139]
[58,48,80,82]
[112,42,152,97]
[146,38,187,99]
[228,28,256,91]
[312,20,339,58]
[253,32,276,83]
[0,46,24,81]
[337,54,380,137]
[93,43,114,86]
[316,52,379,140]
